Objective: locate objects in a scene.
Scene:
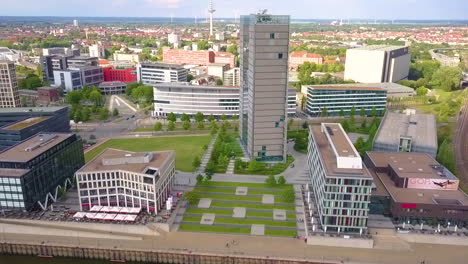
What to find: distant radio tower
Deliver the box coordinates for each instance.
[208,0,216,36]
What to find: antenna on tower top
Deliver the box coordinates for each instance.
[208,0,216,36]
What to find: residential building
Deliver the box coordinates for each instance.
[103,66,137,83]
[99,81,127,95]
[0,61,20,108]
[76,149,175,213]
[373,111,438,157]
[307,123,373,234]
[53,66,104,92]
[113,53,140,64]
[162,47,215,66]
[239,13,290,162]
[223,67,240,86]
[364,152,468,224]
[214,52,235,68]
[168,33,180,46]
[89,44,105,58]
[0,106,70,150]
[305,85,387,116]
[344,45,411,83]
[137,62,187,86]
[0,133,84,211]
[207,63,229,79]
[289,51,323,71]
[153,82,297,118]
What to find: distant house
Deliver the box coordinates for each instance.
[289,51,323,71]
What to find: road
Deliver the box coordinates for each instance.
[454,101,468,187]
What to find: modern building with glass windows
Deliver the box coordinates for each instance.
[305,85,387,117]
[0,133,84,211]
[153,82,296,118]
[306,123,373,234]
[239,13,290,162]
[137,62,187,86]
[76,149,175,213]
[0,106,70,151]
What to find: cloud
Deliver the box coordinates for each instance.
[144,0,181,8]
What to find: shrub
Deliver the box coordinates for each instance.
[184,190,200,205]
[196,174,204,184]
[265,175,277,187]
[277,176,286,185]
[281,188,295,203]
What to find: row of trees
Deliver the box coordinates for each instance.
[125,82,153,106]
[290,44,347,57]
[205,125,239,174]
[403,60,463,92]
[66,86,111,123]
[298,61,345,74]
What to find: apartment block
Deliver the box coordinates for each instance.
[0,61,20,108]
[307,123,373,234]
[240,13,290,162]
[137,62,187,86]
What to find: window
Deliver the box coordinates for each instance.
[278,53,283,59]
[270,33,275,39]
[275,122,279,127]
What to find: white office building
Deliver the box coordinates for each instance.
[153,82,296,118]
[223,68,240,86]
[344,45,411,83]
[53,66,103,92]
[89,44,105,59]
[76,149,175,213]
[137,62,187,86]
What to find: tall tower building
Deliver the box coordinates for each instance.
[239,13,290,162]
[0,61,20,108]
[208,0,216,36]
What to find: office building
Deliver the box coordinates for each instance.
[0,106,70,150]
[239,13,290,162]
[66,56,99,68]
[207,63,229,79]
[76,149,175,213]
[42,47,73,56]
[364,152,468,224]
[137,62,187,86]
[214,52,235,68]
[168,33,180,46]
[73,19,79,27]
[40,55,98,83]
[99,81,127,95]
[0,133,84,211]
[103,66,137,83]
[305,85,387,116]
[223,67,240,86]
[307,123,373,234]
[113,53,140,64]
[301,82,414,99]
[89,44,105,59]
[373,111,438,157]
[0,47,21,62]
[0,61,20,108]
[289,51,323,71]
[53,66,104,92]
[153,82,296,118]
[344,45,410,83]
[18,86,59,106]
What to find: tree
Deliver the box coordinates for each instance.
[89,90,103,106]
[181,113,190,122]
[205,160,216,174]
[216,79,223,86]
[302,121,308,129]
[98,108,109,120]
[339,109,345,117]
[248,159,263,173]
[197,40,210,50]
[182,120,191,130]
[350,106,356,117]
[167,121,175,131]
[416,86,429,96]
[195,112,204,122]
[196,174,204,185]
[167,112,176,122]
[197,121,205,130]
[187,73,194,82]
[18,74,43,90]
[210,126,217,135]
[192,156,201,170]
[154,122,163,131]
[277,175,286,185]
[73,109,82,123]
[360,107,366,117]
[208,114,215,122]
[370,106,377,117]
[221,114,227,121]
[437,139,456,172]
[226,44,238,56]
[81,107,90,121]
[341,119,351,132]
[184,190,200,205]
[66,90,82,104]
[281,188,295,203]
[265,175,277,187]
[430,66,463,91]
[321,107,328,117]
[112,108,119,116]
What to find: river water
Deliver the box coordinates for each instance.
[0,255,150,264]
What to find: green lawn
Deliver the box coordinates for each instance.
[195,187,282,195]
[265,229,298,237]
[182,216,296,228]
[185,208,296,220]
[199,181,292,190]
[178,224,251,234]
[211,201,295,211]
[84,135,212,172]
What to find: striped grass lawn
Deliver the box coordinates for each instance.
[182,216,296,228]
[178,225,251,234]
[195,187,282,195]
[185,208,296,220]
[210,201,295,211]
[198,181,293,190]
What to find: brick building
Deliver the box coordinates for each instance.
[214,52,235,68]
[289,51,323,71]
[103,66,137,83]
[162,47,215,66]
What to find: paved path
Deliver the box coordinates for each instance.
[226,159,235,175]
[199,135,217,173]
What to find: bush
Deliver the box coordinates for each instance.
[154,122,163,131]
[196,174,204,184]
[281,188,295,203]
[192,156,201,170]
[184,190,200,205]
[265,175,277,187]
[167,121,175,131]
[277,176,286,185]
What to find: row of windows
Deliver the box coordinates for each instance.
[0,185,22,192]
[0,201,25,208]
[0,193,23,200]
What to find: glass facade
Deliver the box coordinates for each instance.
[0,134,84,211]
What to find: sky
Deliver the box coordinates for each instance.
[0,0,467,20]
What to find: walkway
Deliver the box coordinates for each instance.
[199,135,217,173]
[226,159,235,175]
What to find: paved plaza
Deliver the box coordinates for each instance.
[200,214,215,225]
[235,187,248,196]
[273,209,287,221]
[198,199,212,209]
[262,194,275,204]
[232,207,246,218]
[251,224,265,236]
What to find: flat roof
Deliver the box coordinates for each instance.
[4,117,50,130]
[99,81,127,87]
[308,85,383,91]
[310,125,372,178]
[311,83,413,94]
[140,62,185,69]
[0,168,30,178]
[366,152,457,180]
[0,106,67,114]
[323,123,358,158]
[0,133,74,163]
[156,82,239,90]
[374,112,438,150]
[78,148,174,174]
[351,45,407,52]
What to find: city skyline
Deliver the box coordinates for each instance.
[0,0,467,20]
